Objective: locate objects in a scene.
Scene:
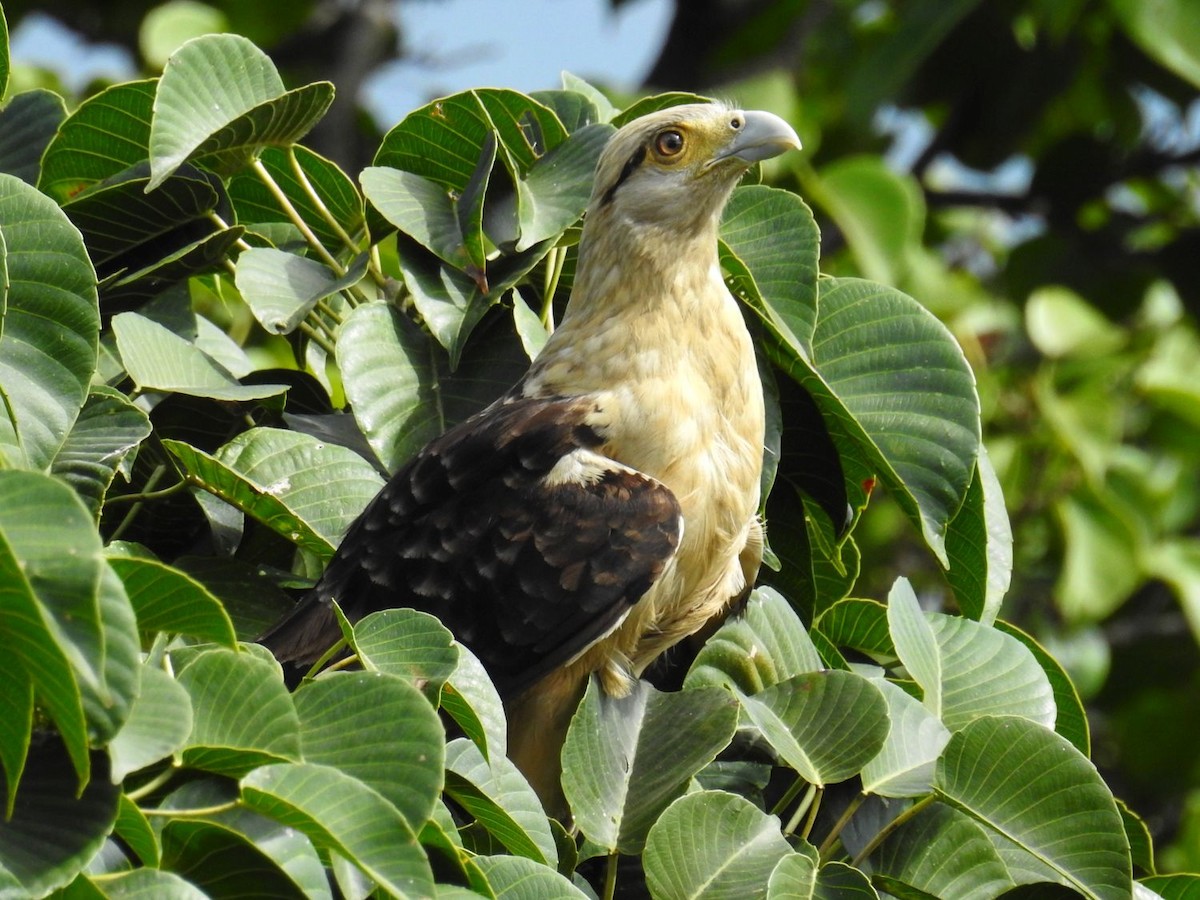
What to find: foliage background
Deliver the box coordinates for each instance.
[3,0,1199,886]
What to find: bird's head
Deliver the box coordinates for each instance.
[587,102,801,233]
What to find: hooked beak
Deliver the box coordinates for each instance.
[716,109,802,165]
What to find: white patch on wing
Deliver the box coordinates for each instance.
[542,448,625,487]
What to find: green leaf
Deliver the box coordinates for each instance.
[767,848,818,898]
[1054,488,1142,624]
[1109,0,1200,90]
[176,645,301,776]
[336,301,444,473]
[515,122,613,251]
[86,868,209,898]
[140,0,228,70]
[814,598,894,661]
[361,133,494,277]
[81,563,141,745]
[814,861,879,898]
[0,652,31,816]
[1025,286,1125,359]
[294,671,444,827]
[50,388,151,519]
[114,794,160,867]
[872,802,1013,899]
[106,547,238,646]
[0,89,67,184]
[473,855,590,899]
[161,818,308,899]
[934,716,1132,900]
[1143,538,1200,648]
[805,278,979,564]
[685,586,824,695]
[644,790,796,900]
[0,744,118,898]
[227,145,364,253]
[562,679,739,853]
[112,312,287,402]
[109,663,193,782]
[443,737,558,867]
[720,184,821,359]
[38,79,157,202]
[559,73,618,123]
[0,470,111,794]
[0,9,8,99]
[739,670,889,785]
[241,761,434,899]
[0,173,99,471]
[1141,874,1200,899]
[860,678,950,798]
[944,448,1011,624]
[611,92,712,127]
[887,579,1055,731]
[149,33,333,188]
[353,608,460,698]
[442,643,508,762]
[235,247,365,335]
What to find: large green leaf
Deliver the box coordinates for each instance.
[935,716,1132,900]
[685,586,824,695]
[561,680,739,853]
[1109,0,1200,90]
[87,868,210,898]
[995,621,1091,756]
[176,645,301,776]
[352,608,459,698]
[293,671,444,828]
[113,312,287,402]
[643,790,796,900]
[442,643,508,763]
[0,745,118,898]
[443,737,558,867]
[514,121,613,250]
[887,579,1055,732]
[241,762,434,899]
[473,855,590,899]
[739,670,889,786]
[720,184,821,359]
[39,79,157,202]
[0,89,67,185]
[149,33,333,188]
[0,173,98,471]
[235,247,366,335]
[161,819,307,899]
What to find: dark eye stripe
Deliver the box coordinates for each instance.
[600,144,647,207]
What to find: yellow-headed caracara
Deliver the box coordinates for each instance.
[262,103,802,812]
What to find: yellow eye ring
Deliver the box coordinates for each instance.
[655,129,685,157]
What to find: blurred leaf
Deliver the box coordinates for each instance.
[685,586,824,695]
[0,744,118,898]
[0,173,98,471]
[739,670,889,785]
[176,645,301,776]
[294,670,445,827]
[139,0,228,70]
[1053,488,1142,624]
[1026,286,1125,359]
[1108,0,1200,90]
[1143,539,1200,648]
[935,716,1132,900]
[240,761,434,898]
[562,679,739,854]
[0,89,67,184]
[443,737,558,867]
[149,33,333,188]
[643,790,796,900]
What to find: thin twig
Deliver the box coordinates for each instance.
[850,795,936,868]
[818,792,865,860]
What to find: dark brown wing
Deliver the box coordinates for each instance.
[259,396,682,696]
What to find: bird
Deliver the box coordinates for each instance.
[261,102,802,814]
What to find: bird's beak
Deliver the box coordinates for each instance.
[716,110,802,164]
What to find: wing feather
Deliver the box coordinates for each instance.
[260,396,681,696]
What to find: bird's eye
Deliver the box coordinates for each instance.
[655,129,685,157]
[730,116,743,130]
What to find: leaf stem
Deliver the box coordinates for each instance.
[141,800,240,818]
[770,774,808,818]
[850,794,936,868]
[818,792,865,860]
[784,782,817,836]
[109,464,169,543]
[540,245,566,332]
[302,636,349,683]
[800,786,824,842]
[104,478,189,505]
[125,765,179,801]
[299,320,337,356]
[602,852,619,900]
[208,211,253,253]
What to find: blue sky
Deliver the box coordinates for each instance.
[8,0,674,126]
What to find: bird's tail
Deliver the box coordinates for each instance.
[257,595,341,666]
